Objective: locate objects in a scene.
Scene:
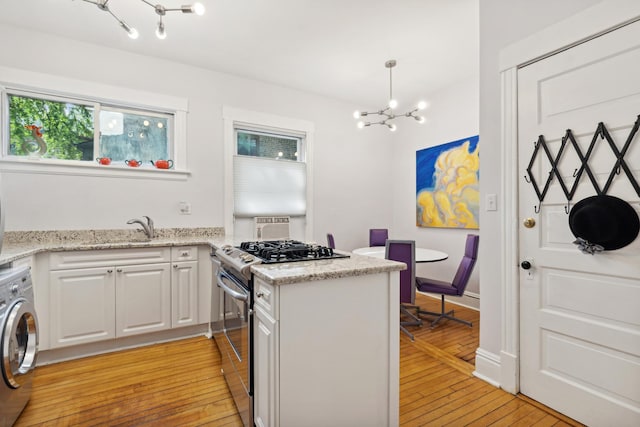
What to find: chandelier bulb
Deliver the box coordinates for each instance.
[388,99,398,110]
[357,121,365,129]
[388,123,397,132]
[416,116,425,124]
[120,21,139,39]
[353,111,361,119]
[156,23,167,39]
[192,2,206,15]
[417,101,427,110]
[156,22,167,39]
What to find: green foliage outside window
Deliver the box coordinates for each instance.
[8,94,94,160]
[5,92,172,165]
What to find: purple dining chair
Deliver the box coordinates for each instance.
[326,233,335,249]
[369,228,389,247]
[385,240,422,340]
[415,234,479,328]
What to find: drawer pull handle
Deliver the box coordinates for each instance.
[117,268,123,273]
[181,251,189,257]
[256,291,265,298]
[107,269,113,273]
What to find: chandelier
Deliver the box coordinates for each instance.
[80,0,205,40]
[353,60,427,131]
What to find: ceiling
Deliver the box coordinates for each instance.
[0,0,479,108]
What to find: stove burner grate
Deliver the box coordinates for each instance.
[239,240,348,264]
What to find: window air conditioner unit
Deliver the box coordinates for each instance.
[254,216,290,240]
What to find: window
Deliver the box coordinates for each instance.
[223,106,314,240]
[3,89,172,166]
[233,126,307,217]
[236,129,302,161]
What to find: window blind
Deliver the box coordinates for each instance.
[233,155,307,217]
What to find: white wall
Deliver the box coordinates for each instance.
[477,0,601,366]
[0,25,393,243]
[390,76,480,298]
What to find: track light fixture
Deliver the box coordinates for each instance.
[81,0,205,40]
[353,60,427,131]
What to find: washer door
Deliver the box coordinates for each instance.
[2,299,38,389]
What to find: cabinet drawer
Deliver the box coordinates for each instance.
[49,247,171,270]
[254,278,276,319]
[171,246,198,262]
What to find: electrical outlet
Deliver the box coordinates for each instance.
[179,202,192,215]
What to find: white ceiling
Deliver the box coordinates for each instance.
[0,0,479,108]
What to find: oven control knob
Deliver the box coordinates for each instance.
[240,254,255,263]
[10,283,19,295]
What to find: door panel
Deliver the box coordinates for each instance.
[116,263,171,336]
[518,20,640,426]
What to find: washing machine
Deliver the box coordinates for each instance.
[0,266,38,427]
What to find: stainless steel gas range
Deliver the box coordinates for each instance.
[210,240,349,427]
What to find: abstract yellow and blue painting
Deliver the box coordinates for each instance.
[416,135,479,229]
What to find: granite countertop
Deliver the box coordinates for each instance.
[251,254,404,285]
[0,229,405,285]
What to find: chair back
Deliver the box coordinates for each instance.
[369,228,389,247]
[385,240,416,305]
[451,234,479,296]
[327,233,335,249]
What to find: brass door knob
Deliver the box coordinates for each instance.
[523,218,536,228]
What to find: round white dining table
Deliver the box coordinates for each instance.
[352,247,448,262]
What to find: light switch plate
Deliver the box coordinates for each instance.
[486,194,497,211]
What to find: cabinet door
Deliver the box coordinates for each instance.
[254,306,278,427]
[50,267,116,348]
[116,263,171,337]
[171,261,198,328]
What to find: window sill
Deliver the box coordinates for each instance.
[0,158,190,180]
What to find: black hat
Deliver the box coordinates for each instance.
[569,195,639,251]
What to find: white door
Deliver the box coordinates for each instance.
[518,21,640,426]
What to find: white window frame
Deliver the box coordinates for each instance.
[223,106,314,240]
[0,65,189,180]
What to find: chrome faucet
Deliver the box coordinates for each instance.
[127,216,155,239]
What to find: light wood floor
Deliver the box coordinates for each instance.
[15,294,582,426]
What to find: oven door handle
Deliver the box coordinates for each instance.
[217,269,249,301]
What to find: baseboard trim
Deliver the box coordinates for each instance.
[473,347,501,388]
[37,324,209,366]
[500,350,519,394]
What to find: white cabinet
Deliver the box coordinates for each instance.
[171,246,199,328]
[254,305,277,427]
[116,263,171,337]
[47,247,196,349]
[50,266,116,347]
[252,271,399,427]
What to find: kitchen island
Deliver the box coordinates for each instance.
[250,257,403,427]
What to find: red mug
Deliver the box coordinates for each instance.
[96,157,111,165]
[151,159,173,169]
[125,159,141,167]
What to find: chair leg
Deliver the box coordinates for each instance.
[400,304,422,341]
[417,295,472,328]
[400,324,415,341]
